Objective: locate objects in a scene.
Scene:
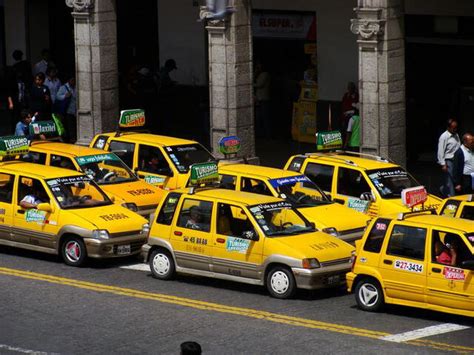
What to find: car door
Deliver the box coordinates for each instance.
[170,197,213,271]
[13,176,60,249]
[136,144,173,187]
[0,172,15,241]
[378,223,427,304]
[427,228,474,312]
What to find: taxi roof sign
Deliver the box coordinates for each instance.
[189,162,219,186]
[401,186,428,209]
[0,136,29,157]
[29,120,57,137]
[316,131,343,151]
[119,109,146,128]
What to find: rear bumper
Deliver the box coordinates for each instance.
[85,234,147,259]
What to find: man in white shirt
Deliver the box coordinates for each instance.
[453,133,474,194]
[44,67,61,104]
[437,119,461,197]
[33,49,55,76]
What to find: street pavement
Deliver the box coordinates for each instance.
[0,246,472,354]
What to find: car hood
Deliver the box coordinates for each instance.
[298,203,369,231]
[100,181,163,207]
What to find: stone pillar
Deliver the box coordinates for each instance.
[200,0,257,162]
[351,0,406,166]
[66,0,119,145]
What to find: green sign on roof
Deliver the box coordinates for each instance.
[189,162,219,186]
[0,136,29,156]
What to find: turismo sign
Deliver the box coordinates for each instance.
[0,136,29,156]
[189,162,219,186]
[401,186,428,208]
[119,109,146,128]
[316,131,343,151]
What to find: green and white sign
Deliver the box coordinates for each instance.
[347,198,370,213]
[316,131,343,151]
[190,162,219,186]
[145,175,166,184]
[25,209,47,223]
[76,153,119,166]
[226,237,250,254]
[29,121,57,136]
[0,136,29,156]
[119,109,146,128]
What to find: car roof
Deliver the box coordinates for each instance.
[220,164,302,180]
[0,160,84,179]
[183,188,283,206]
[30,141,104,158]
[302,152,399,170]
[443,194,474,205]
[399,214,474,233]
[101,132,198,147]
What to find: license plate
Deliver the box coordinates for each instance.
[327,275,340,284]
[117,245,131,255]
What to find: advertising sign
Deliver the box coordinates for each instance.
[29,121,57,136]
[401,186,428,208]
[253,12,316,40]
[189,162,219,186]
[0,136,29,156]
[219,136,241,155]
[119,109,146,128]
[316,131,343,151]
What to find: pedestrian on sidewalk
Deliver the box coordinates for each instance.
[14,109,33,138]
[44,66,61,105]
[344,103,360,152]
[453,133,474,194]
[29,72,51,121]
[437,118,461,197]
[56,76,77,143]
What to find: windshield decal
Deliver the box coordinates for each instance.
[251,201,293,213]
[47,176,91,187]
[369,169,407,179]
[145,175,165,184]
[75,153,119,165]
[268,175,310,188]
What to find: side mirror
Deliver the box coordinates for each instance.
[241,230,259,241]
[36,203,53,213]
[461,260,474,271]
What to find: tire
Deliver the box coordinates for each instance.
[149,249,175,280]
[61,236,87,267]
[355,278,384,312]
[266,266,296,299]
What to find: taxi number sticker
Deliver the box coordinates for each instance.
[394,260,423,273]
[127,188,155,196]
[99,213,130,221]
[443,266,465,281]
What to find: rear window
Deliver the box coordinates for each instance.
[460,206,474,221]
[304,163,334,192]
[286,156,306,172]
[363,218,391,253]
[439,200,461,217]
[92,135,110,150]
[156,192,182,226]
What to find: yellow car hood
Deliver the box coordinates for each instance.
[99,181,163,207]
[298,203,369,231]
[264,231,354,262]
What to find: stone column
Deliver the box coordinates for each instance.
[351,0,406,166]
[200,0,257,162]
[66,0,119,145]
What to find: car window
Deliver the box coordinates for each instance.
[0,173,15,203]
[22,151,47,164]
[109,141,135,168]
[432,230,473,267]
[18,177,50,206]
[460,206,474,220]
[337,167,371,198]
[156,192,182,226]
[439,200,461,217]
[177,199,213,232]
[386,225,427,260]
[304,163,334,192]
[286,156,306,172]
[216,203,253,237]
[92,135,110,150]
[363,218,391,253]
[241,177,273,196]
[219,174,237,190]
[51,155,76,171]
[138,144,170,174]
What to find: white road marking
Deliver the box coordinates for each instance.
[119,263,150,272]
[0,344,53,354]
[381,323,470,343]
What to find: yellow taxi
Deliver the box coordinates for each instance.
[438,194,474,220]
[347,210,474,317]
[23,141,163,218]
[218,164,370,243]
[90,132,215,190]
[284,151,441,218]
[142,162,355,298]
[0,137,149,267]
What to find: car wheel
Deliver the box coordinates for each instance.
[266,266,296,299]
[150,249,175,280]
[355,278,384,312]
[61,237,87,267]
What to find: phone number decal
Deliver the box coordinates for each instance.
[394,260,423,273]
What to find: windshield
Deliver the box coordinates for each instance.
[367,167,420,199]
[164,144,215,173]
[269,175,331,208]
[248,201,314,237]
[46,176,112,209]
[75,153,137,185]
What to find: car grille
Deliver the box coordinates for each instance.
[320,257,352,267]
[110,230,142,238]
[339,227,365,236]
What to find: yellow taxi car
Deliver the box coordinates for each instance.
[23,141,163,218]
[142,162,355,299]
[90,132,215,190]
[0,140,149,266]
[218,164,370,243]
[347,210,474,317]
[438,194,474,220]
[284,151,441,218]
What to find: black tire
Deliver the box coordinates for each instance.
[354,278,384,312]
[149,249,175,280]
[61,236,87,267]
[266,266,296,299]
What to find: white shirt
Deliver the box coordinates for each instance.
[437,130,460,166]
[461,144,474,175]
[33,59,48,76]
[21,195,42,206]
[44,77,61,103]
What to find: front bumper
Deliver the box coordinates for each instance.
[141,243,152,262]
[84,234,147,259]
[292,263,352,290]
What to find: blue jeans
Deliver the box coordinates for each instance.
[441,159,455,197]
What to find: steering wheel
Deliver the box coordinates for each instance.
[79,195,92,203]
[282,222,293,228]
[102,171,117,181]
[295,194,307,204]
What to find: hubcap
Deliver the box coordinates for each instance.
[358,283,379,307]
[270,271,289,294]
[152,253,170,276]
[65,241,81,262]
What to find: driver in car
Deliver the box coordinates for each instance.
[20,184,46,209]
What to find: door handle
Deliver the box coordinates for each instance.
[333,198,345,205]
[174,231,182,236]
[17,210,25,214]
[216,238,225,244]
[383,259,393,265]
[432,267,441,273]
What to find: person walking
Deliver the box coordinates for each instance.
[437,118,461,197]
[453,133,474,194]
[29,72,51,121]
[340,81,359,131]
[344,103,360,152]
[56,76,77,143]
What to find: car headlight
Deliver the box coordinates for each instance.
[92,229,110,240]
[122,202,138,212]
[141,223,150,236]
[302,258,321,269]
[322,227,339,237]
